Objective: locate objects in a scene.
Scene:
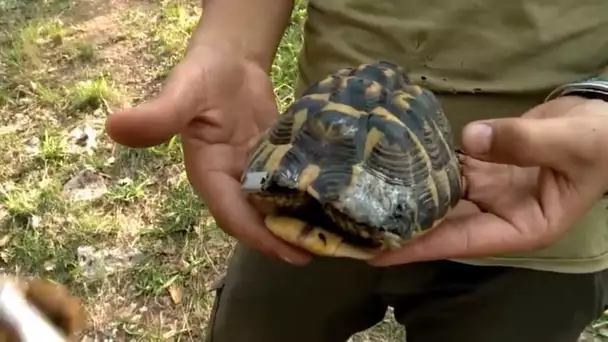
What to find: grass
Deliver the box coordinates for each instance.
[0,0,606,341]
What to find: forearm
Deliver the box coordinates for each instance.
[186,0,295,71]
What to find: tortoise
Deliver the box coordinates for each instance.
[241,60,463,260]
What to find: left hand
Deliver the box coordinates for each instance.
[369,95,608,267]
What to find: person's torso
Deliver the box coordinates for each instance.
[298,0,608,95]
[295,0,608,274]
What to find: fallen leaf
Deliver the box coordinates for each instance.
[167,284,182,305]
[0,235,11,247]
[0,125,20,136]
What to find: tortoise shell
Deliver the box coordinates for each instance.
[241,61,463,260]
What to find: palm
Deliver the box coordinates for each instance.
[174,52,278,185]
[453,155,575,255]
[106,49,312,263]
[172,53,287,249]
[368,96,608,267]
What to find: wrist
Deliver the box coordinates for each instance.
[545,78,608,104]
[546,78,608,197]
[186,26,267,70]
[184,0,295,72]
[185,33,252,65]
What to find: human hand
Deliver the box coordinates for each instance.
[369,95,608,267]
[105,46,312,266]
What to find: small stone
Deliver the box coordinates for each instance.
[62,169,107,201]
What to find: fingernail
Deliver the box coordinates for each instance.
[281,254,310,266]
[464,123,492,155]
[281,255,293,264]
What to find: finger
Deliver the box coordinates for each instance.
[199,171,312,266]
[367,200,549,266]
[460,117,584,170]
[105,94,188,148]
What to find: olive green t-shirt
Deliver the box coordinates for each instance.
[295,0,608,274]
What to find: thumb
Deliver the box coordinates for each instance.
[105,93,189,148]
[460,117,576,169]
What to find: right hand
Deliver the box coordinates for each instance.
[105,45,312,266]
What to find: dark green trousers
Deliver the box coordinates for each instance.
[204,243,608,342]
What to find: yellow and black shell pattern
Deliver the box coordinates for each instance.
[242,60,462,251]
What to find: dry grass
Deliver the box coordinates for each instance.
[0,0,606,341]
